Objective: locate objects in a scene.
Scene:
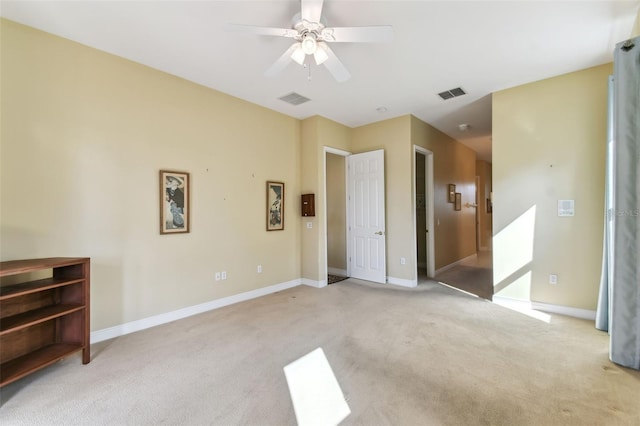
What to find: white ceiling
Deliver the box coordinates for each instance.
[2,1,639,162]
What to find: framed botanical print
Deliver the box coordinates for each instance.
[448,184,456,203]
[266,181,284,231]
[160,170,190,234]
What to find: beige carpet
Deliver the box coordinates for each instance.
[1,279,639,425]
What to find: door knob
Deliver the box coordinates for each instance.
[375,231,385,235]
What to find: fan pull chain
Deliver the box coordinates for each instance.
[304,63,312,81]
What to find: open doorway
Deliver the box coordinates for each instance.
[414,147,435,279]
[325,150,348,284]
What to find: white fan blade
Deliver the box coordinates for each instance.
[225,24,297,38]
[301,0,324,24]
[318,43,351,83]
[265,43,299,77]
[322,26,393,43]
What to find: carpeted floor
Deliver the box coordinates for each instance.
[1,278,639,425]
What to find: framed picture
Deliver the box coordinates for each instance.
[448,184,456,203]
[266,181,285,231]
[454,192,462,211]
[160,170,190,234]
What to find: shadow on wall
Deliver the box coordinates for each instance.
[493,205,536,300]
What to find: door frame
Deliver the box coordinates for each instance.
[323,146,351,280]
[413,146,435,278]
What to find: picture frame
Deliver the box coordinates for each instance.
[454,192,462,211]
[448,184,456,203]
[266,181,285,231]
[160,170,190,234]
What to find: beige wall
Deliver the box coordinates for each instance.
[300,116,351,283]
[411,116,477,270]
[1,20,301,330]
[1,19,485,332]
[351,116,414,281]
[326,153,346,272]
[476,160,493,250]
[492,63,611,309]
[306,115,477,284]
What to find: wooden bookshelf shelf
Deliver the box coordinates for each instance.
[0,343,84,386]
[0,257,90,387]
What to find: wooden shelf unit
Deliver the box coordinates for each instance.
[0,257,90,387]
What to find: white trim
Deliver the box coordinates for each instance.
[302,278,327,288]
[387,276,418,288]
[493,296,596,321]
[324,146,351,156]
[531,301,596,320]
[492,295,531,310]
[328,267,347,276]
[435,253,477,275]
[91,279,301,343]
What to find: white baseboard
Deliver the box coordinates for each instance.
[301,278,327,288]
[493,296,596,321]
[387,276,418,288]
[531,301,596,321]
[91,279,301,343]
[327,267,347,276]
[492,295,533,310]
[435,253,477,275]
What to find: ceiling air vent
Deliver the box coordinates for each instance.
[278,92,311,106]
[437,87,466,100]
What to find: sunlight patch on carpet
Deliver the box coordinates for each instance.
[284,347,350,426]
[493,297,551,323]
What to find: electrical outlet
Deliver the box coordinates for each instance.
[400,257,406,265]
[221,271,227,280]
[215,272,221,281]
[549,274,558,285]
[257,265,262,273]
[306,222,313,229]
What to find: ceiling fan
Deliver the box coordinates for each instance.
[226,0,393,82]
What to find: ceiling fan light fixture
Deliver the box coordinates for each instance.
[301,34,317,55]
[291,44,306,65]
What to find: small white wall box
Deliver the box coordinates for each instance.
[558,200,575,217]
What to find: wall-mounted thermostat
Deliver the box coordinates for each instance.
[558,200,575,217]
[301,194,315,217]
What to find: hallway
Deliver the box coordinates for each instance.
[423,251,493,300]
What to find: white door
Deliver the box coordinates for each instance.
[348,150,386,283]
